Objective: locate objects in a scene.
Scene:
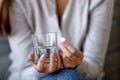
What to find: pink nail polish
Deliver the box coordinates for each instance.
[41,54,46,59]
[56,50,60,55]
[60,38,66,46]
[61,41,66,46]
[50,53,55,58]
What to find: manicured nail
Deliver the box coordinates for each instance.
[61,38,67,46]
[61,41,66,46]
[50,53,55,58]
[56,50,60,55]
[41,54,46,59]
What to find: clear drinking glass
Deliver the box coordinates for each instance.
[32,32,57,64]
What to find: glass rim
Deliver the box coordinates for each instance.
[31,32,57,38]
[31,32,57,35]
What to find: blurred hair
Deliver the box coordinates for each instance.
[0,0,12,36]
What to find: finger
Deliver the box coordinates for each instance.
[61,38,76,53]
[60,38,81,57]
[60,46,77,62]
[36,54,46,72]
[49,53,56,73]
[62,56,76,68]
[61,39,83,58]
[28,53,36,67]
[28,53,34,62]
[74,50,84,58]
[59,43,72,57]
[62,53,70,62]
[56,50,63,70]
[62,54,75,64]
[62,49,83,67]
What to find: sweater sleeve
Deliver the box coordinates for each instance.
[8,1,45,80]
[76,0,114,79]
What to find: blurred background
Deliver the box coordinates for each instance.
[0,0,120,80]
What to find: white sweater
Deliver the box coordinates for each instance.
[9,0,114,80]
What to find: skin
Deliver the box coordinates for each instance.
[28,0,84,74]
[28,50,63,74]
[59,40,84,68]
[28,40,83,74]
[0,0,2,9]
[56,0,69,25]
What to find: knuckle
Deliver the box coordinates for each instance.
[65,58,69,62]
[77,61,82,65]
[64,65,69,68]
[71,65,76,68]
[81,54,84,58]
[68,54,73,58]
[72,49,76,54]
[63,55,67,59]
[76,62,80,66]
[80,55,84,60]
[36,67,43,72]
[49,69,55,73]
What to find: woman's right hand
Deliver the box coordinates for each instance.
[28,50,63,74]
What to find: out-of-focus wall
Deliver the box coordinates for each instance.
[103,0,120,80]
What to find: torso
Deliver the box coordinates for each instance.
[56,0,69,26]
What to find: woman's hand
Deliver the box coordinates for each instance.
[28,50,63,74]
[59,38,84,68]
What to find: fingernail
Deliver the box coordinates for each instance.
[56,50,60,55]
[41,54,46,59]
[61,38,67,46]
[61,41,66,46]
[50,53,55,58]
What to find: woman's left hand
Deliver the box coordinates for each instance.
[59,38,84,68]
